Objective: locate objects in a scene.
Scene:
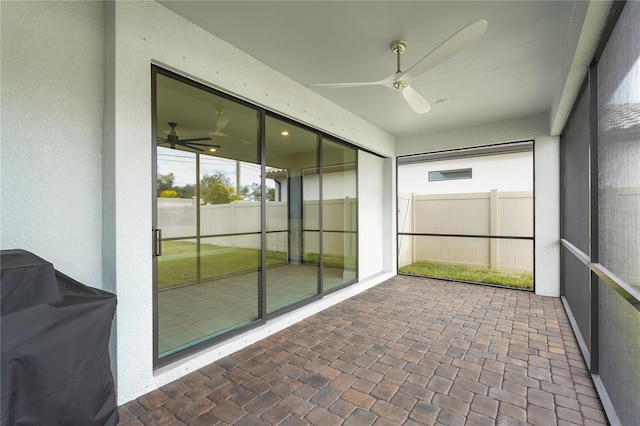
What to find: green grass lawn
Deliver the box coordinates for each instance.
[158,241,287,289]
[303,253,356,269]
[158,241,356,289]
[399,261,533,289]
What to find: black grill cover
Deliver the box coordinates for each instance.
[1,250,118,426]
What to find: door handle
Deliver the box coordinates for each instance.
[153,228,162,257]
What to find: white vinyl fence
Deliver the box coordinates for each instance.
[158,198,356,257]
[399,190,533,272]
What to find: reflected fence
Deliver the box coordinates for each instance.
[157,198,357,257]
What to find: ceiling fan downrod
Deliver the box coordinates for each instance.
[391,40,407,74]
[390,40,408,89]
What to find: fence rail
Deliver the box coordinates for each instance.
[398,190,534,271]
[157,199,356,257]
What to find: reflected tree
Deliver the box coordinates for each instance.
[201,172,241,204]
[240,183,275,201]
[157,172,175,194]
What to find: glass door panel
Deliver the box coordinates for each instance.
[322,138,357,291]
[157,148,198,290]
[154,68,362,362]
[265,116,320,314]
[155,71,260,359]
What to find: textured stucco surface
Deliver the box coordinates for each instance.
[1,1,104,287]
[533,136,560,297]
[358,151,386,279]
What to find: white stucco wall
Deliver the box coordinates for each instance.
[398,152,534,195]
[106,1,395,403]
[358,152,386,279]
[383,157,398,273]
[532,136,560,297]
[396,114,560,297]
[0,1,104,287]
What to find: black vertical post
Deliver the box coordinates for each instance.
[559,134,565,298]
[260,111,267,320]
[288,176,303,265]
[589,63,599,375]
[196,153,201,283]
[151,66,159,366]
[318,135,323,295]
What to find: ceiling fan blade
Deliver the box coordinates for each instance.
[307,76,394,89]
[179,141,221,147]
[210,129,254,145]
[210,130,229,138]
[308,82,381,88]
[216,113,231,131]
[402,85,431,114]
[180,137,212,143]
[176,142,205,152]
[401,19,487,82]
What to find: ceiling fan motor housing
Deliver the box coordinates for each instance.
[391,40,407,54]
[392,81,408,90]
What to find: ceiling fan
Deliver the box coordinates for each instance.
[157,122,221,152]
[209,108,253,145]
[209,108,232,138]
[308,19,488,114]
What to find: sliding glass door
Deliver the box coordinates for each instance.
[153,67,358,365]
[322,138,358,291]
[265,116,320,314]
[155,72,261,358]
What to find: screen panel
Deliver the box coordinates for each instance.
[595,2,640,424]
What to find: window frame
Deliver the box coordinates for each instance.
[428,168,473,182]
[152,65,363,367]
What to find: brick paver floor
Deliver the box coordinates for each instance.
[118,275,609,425]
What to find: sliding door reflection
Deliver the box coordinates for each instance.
[154,68,360,362]
[322,138,357,291]
[265,116,320,314]
[155,71,261,358]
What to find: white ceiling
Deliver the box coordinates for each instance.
[158,1,585,138]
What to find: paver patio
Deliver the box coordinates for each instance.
[118,275,609,425]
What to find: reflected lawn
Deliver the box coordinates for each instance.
[303,253,356,269]
[158,241,287,289]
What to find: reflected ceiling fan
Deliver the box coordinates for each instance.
[308,19,488,114]
[209,108,253,145]
[157,122,221,152]
[209,108,232,138]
